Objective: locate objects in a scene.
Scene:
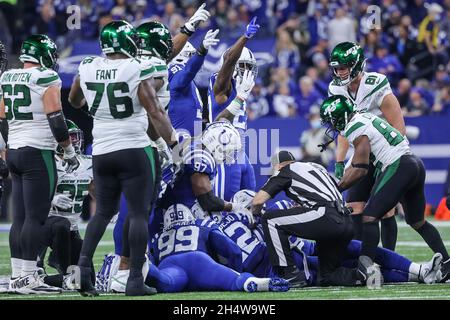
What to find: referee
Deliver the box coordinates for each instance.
[252,151,368,287]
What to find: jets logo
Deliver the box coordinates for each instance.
[117,25,132,33]
[344,46,359,57]
[150,28,169,36]
[40,38,56,49]
[323,99,340,116]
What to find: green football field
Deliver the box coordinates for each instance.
[1,220,450,300]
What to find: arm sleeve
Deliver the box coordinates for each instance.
[209,229,243,272]
[260,174,291,198]
[169,54,206,91]
[373,75,393,108]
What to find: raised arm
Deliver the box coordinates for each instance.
[213,17,260,103]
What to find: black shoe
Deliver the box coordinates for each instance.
[77,266,98,297]
[280,265,308,289]
[125,276,157,296]
[436,258,450,283]
[357,255,383,287]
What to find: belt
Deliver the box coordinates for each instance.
[315,200,347,215]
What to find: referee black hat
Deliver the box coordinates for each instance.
[271,150,296,167]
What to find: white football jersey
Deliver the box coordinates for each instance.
[78,56,157,155]
[140,55,169,111]
[343,113,410,172]
[0,67,61,150]
[49,155,93,230]
[328,72,392,117]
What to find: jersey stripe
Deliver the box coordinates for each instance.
[345,122,365,138]
[36,75,59,85]
[140,66,156,78]
[361,77,388,102]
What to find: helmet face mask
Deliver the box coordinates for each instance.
[329,42,365,86]
[231,189,256,211]
[57,120,84,155]
[233,48,258,79]
[100,20,138,58]
[137,21,173,61]
[19,34,59,70]
[320,95,355,134]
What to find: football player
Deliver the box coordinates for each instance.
[320,95,450,284]
[327,42,405,250]
[207,17,260,201]
[216,192,443,286]
[68,20,176,296]
[1,35,78,294]
[38,120,94,289]
[112,204,289,293]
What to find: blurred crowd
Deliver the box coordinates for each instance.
[0,0,449,120]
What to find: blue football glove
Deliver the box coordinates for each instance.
[244,17,260,39]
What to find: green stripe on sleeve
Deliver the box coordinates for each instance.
[344,122,365,138]
[140,66,156,78]
[154,65,167,72]
[36,75,59,85]
[361,77,389,102]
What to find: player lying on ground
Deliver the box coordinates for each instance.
[101,204,289,293]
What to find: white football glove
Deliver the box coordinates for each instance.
[62,144,80,173]
[52,194,72,210]
[184,3,210,33]
[155,137,173,170]
[234,207,255,226]
[202,29,220,50]
[236,69,255,101]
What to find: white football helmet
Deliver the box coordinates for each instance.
[231,189,256,211]
[172,41,196,65]
[163,204,195,229]
[201,120,242,164]
[218,47,258,79]
[191,201,222,224]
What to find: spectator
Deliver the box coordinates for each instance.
[362,30,381,60]
[273,84,297,118]
[404,88,430,116]
[299,105,334,168]
[161,1,183,32]
[396,78,412,108]
[214,0,229,30]
[327,7,356,52]
[294,76,323,116]
[368,46,404,86]
[222,8,245,40]
[406,0,428,26]
[274,29,300,77]
[110,0,133,21]
[432,86,450,115]
[305,67,328,97]
[389,25,418,67]
[247,79,271,120]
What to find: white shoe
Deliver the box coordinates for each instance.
[8,272,62,294]
[419,253,443,284]
[95,253,120,293]
[110,270,129,293]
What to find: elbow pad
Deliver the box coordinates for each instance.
[0,118,8,145]
[197,191,225,212]
[47,111,69,142]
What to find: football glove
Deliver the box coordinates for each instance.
[236,69,255,101]
[244,17,260,39]
[182,3,210,35]
[202,29,220,50]
[335,161,345,180]
[52,194,72,210]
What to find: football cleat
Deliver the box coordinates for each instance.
[8,272,62,294]
[436,258,450,283]
[125,276,157,296]
[77,266,98,297]
[281,266,309,289]
[110,269,129,294]
[419,253,443,284]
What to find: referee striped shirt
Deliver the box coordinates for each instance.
[261,162,343,209]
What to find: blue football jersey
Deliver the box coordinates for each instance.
[218,212,266,274]
[150,219,219,264]
[168,59,204,137]
[161,139,216,209]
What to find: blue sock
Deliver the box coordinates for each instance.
[374,246,411,273]
[381,269,409,283]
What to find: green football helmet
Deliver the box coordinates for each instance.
[320,95,355,132]
[137,21,173,61]
[329,42,366,86]
[100,20,138,58]
[57,120,84,155]
[19,34,58,70]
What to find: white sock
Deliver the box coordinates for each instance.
[243,277,270,292]
[20,260,37,277]
[408,262,421,281]
[11,258,23,279]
